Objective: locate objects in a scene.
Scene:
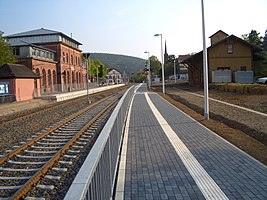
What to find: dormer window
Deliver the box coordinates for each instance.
[227,43,233,54]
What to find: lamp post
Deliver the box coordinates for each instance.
[97,65,99,87]
[201,0,209,120]
[154,33,165,94]
[144,51,151,89]
[59,55,65,92]
[84,52,91,104]
[173,58,177,83]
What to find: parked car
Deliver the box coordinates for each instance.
[256,77,267,84]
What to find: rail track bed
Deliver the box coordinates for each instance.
[0,88,127,199]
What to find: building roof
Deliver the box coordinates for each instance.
[5,28,82,45]
[209,34,256,49]
[0,63,40,79]
[7,28,59,38]
[209,30,229,38]
[182,34,257,64]
[178,55,191,63]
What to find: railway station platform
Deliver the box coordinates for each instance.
[115,84,267,200]
[40,84,125,102]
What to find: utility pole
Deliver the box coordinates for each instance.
[201,0,209,120]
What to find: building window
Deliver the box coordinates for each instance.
[62,52,65,63]
[227,44,233,54]
[50,53,54,60]
[66,53,69,63]
[240,66,246,71]
[13,47,20,56]
[32,49,36,56]
[71,55,73,64]
[46,52,49,59]
[37,50,40,57]
[217,67,230,70]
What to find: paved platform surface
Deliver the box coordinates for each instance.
[116,84,267,200]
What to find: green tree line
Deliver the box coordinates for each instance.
[242,29,267,77]
[0,31,16,67]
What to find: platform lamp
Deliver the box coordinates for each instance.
[83,52,91,104]
[201,0,209,120]
[144,51,151,89]
[154,33,165,94]
[173,57,177,84]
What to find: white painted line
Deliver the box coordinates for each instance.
[115,92,135,199]
[145,92,229,200]
[182,89,267,117]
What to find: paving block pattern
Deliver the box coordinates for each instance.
[122,86,267,200]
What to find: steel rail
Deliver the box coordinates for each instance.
[0,95,89,127]
[0,95,111,165]
[11,98,118,200]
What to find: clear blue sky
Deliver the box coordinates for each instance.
[1,0,266,59]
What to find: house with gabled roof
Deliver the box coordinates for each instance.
[106,68,123,85]
[182,30,256,86]
[0,63,40,101]
[4,28,87,94]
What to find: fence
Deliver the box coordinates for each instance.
[64,85,135,200]
[212,70,232,83]
[234,71,254,83]
[35,82,99,97]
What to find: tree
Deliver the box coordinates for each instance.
[0,32,16,67]
[263,29,267,51]
[130,71,146,83]
[242,30,263,48]
[242,29,267,77]
[86,57,107,80]
[149,55,161,77]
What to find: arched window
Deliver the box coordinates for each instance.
[71,55,73,64]
[66,53,69,63]
[62,52,65,63]
[42,69,46,87]
[48,69,52,86]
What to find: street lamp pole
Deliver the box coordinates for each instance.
[154,33,165,94]
[144,51,151,89]
[97,66,99,87]
[84,52,91,104]
[174,58,177,83]
[201,0,209,120]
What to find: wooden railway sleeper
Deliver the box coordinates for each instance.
[8,98,118,199]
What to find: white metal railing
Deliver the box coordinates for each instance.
[38,83,99,95]
[64,85,135,200]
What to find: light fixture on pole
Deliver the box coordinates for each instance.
[83,52,91,104]
[154,33,165,94]
[97,65,100,87]
[201,0,209,120]
[144,51,151,89]
[173,57,177,83]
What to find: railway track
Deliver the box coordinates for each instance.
[0,94,120,199]
[0,86,128,126]
[0,86,130,156]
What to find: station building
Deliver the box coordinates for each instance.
[182,30,256,85]
[5,28,87,94]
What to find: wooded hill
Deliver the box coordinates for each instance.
[90,53,146,75]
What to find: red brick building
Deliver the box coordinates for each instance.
[5,28,87,94]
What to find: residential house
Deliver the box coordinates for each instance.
[106,69,123,85]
